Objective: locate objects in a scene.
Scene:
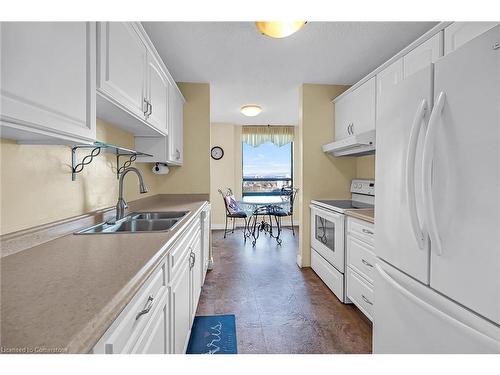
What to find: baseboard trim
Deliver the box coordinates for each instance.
[296,253,303,268]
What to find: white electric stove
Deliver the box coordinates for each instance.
[309,179,374,302]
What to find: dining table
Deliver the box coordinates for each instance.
[237,196,291,246]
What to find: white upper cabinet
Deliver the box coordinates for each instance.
[376,58,404,110]
[96,22,171,136]
[334,77,376,141]
[97,22,147,122]
[0,22,96,144]
[444,22,499,55]
[135,81,184,165]
[169,84,185,164]
[146,54,169,134]
[404,32,443,78]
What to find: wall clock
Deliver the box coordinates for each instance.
[211,146,224,160]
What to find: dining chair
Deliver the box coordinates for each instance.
[218,188,248,239]
[272,187,299,236]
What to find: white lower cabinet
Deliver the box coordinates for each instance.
[93,205,210,354]
[346,216,375,321]
[171,252,192,354]
[201,205,211,283]
[131,292,169,354]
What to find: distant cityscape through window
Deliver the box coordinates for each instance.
[242,141,293,196]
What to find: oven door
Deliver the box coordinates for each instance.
[310,205,345,272]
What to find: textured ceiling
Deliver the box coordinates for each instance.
[143,22,437,125]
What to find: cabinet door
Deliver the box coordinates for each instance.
[404,32,442,78]
[202,208,211,280]
[168,87,184,164]
[350,77,376,134]
[97,22,147,119]
[334,95,351,140]
[0,22,96,143]
[171,257,191,354]
[175,91,184,163]
[376,58,404,118]
[132,292,169,354]
[444,22,499,55]
[147,54,168,133]
[191,235,202,322]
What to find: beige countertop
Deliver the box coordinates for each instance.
[345,208,375,224]
[0,194,208,354]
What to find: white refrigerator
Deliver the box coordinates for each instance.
[374,25,500,353]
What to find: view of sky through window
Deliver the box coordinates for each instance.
[242,142,292,178]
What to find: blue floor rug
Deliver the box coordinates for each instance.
[186,314,237,354]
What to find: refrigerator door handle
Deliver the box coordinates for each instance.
[422,91,446,256]
[405,98,427,250]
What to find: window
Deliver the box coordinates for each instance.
[242,141,293,196]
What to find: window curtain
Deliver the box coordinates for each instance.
[241,126,295,147]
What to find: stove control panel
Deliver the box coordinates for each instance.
[350,179,375,196]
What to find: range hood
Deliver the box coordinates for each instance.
[322,129,376,157]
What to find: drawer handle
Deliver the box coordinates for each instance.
[362,228,374,235]
[136,296,154,320]
[361,294,373,305]
[361,259,374,268]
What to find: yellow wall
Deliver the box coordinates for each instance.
[298,84,357,267]
[0,119,158,235]
[0,82,210,236]
[356,155,376,179]
[210,123,301,228]
[210,123,238,227]
[156,82,211,195]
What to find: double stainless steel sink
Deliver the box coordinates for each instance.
[75,211,190,234]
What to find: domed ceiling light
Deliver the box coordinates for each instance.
[240,105,262,117]
[255,21,307,38]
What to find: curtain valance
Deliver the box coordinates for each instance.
[241,126,295,147]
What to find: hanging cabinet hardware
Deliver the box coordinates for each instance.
[493,41,499,50]
[71,141,153,181]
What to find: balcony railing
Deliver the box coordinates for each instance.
[242,177,293,196]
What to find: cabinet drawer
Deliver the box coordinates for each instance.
[347,268,374,321]
[311,248,344,302]
[169,220,199,280]
[347,217,375,246]
[100,263,167,353]
[347,235,376,284]
[131,290,169,354]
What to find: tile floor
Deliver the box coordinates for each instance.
[195,227,372,354]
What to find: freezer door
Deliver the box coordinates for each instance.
[425,25,500,324]
[374,259,500,353]
[375,66,433,283]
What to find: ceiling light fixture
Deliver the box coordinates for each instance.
[240,105,262,117]
[255,21,307,38]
